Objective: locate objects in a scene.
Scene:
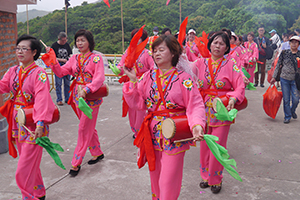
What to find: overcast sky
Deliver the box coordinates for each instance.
[17,0,99,12]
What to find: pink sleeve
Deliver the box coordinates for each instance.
[185,46,198,62]
[0,67,13,94]
[50,54,76,77]
[123,72,150,111]
[116,50,128,76]
[180,73,206,131]
[33,68,56,123]
[85,54,105,93]
[253,44,259,60]
[226,62,245,104]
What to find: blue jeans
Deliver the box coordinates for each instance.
[55,74,70,103]
[280,77,299,120]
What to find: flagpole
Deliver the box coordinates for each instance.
[179,0,181,25]
[121,0,124,52]
[26,4,29,34]
[65,3,68,35]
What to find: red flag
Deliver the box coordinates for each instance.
[125,25,148,68]
[103,0,110,7]
[178,17,188,48]
[166,0,171,5]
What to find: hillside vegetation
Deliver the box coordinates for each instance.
[17,0,300,54]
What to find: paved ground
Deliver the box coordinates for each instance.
[0,81,300,200]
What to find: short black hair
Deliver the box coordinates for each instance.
[207,31,230,55]
[74,29,95,51]
[221,28,231,39]
[16,34,41,60]
[161,28,172,35]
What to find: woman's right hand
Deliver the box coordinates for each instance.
[270,77,276,85]
[122,65,137,82]
[45,47,50,53]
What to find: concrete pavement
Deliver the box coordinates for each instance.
[0,81,300,200]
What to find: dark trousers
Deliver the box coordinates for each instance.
[255,58,266,85]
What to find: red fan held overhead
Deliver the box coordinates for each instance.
[178,17,188,48]
[125,25,148,69]
[41,48,57,66]
[195,31,210,58]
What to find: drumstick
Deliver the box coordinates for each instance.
[40,40,47,48]
[22,125,35,138]
[174,137,195,143]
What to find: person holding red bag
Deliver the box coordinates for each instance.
[270,36,300,123]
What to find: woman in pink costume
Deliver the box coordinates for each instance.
[192,31,245,194]
[122,35,206,200]
[244,32,259,83]
[0,35,56,200]
[47,29,105,176]
[185,29,201,62]
[114,28,154,138]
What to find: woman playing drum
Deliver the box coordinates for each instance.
[192,31,245,194]
[122,35,206,200]
[0,35,56,200]
[46,29,105,176]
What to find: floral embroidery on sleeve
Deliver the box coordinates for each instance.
[233,64,240,73]
[182,78,194,91]
[93,56,101,63]
[38,71,47,83]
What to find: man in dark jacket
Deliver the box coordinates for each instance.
[254,26,271,87]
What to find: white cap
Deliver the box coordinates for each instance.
[290,36,300,42]
[188,29,196,35]
[231,31,237,38]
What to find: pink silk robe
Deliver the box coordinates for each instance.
[118,48,154,134]
[244,41,259,63]
[185,42,201,62]
[123,68,206,154]
[192,57,245,127]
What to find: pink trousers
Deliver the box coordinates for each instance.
[150,150,185,200]
[200,125,230,185]
[246,65,255,83]
[16,139,45,200]
[128,107,146,136]
[72,106,103,167]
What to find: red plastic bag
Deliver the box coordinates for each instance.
[263,85,282,119]
[267,57,279,83]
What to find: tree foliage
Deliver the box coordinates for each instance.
[17,0,300,54]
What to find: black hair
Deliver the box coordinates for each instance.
[16,34,41,60]
[74,29,95,51]
[221,28,232,39]
[131,28,148,42]
[207,31,230,55]
[161,28,172,35]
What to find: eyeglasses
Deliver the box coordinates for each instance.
[14,47,31,52]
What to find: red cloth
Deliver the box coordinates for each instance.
[0,100,17,158]
[125,25,148,69]
[103,0,110,7]
[194,31,210,58]
[263,85,282,119]
[178,17,188,48]
[68,80,79,118]
[41,48,57,66]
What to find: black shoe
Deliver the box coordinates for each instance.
[199,181,209,188]
[292,113,297,119]
[254,84,258,87]
[284,119,290,124]
[88,154,104,165]
[133,134,136,139]
[69,166,81,177]
[38,196,45,200]
[211,183,222,194]
[260,84,264,88]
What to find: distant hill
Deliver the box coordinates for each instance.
[17,9,49,23]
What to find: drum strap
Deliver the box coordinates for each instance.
[0,64,37,158]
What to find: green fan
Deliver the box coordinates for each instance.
[78,97,93,119]
[214,100,237,122]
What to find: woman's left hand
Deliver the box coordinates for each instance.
[243,76,250,85]
[34,127,43,139]
[227,98,235,111]
[78,89,86,99]
[192,125,204,142]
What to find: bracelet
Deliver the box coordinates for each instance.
[229,97,237,104]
